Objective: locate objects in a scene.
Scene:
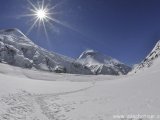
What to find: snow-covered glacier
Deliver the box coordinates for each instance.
[0,40,160,120]
[0,29,160,120]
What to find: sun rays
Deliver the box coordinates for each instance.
[19,0,70,40]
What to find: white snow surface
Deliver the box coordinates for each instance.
[0,57,160,120]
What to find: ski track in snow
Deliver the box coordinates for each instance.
[0,83,95,120]
[0,83,148,120]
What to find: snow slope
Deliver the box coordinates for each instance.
[0,28,92,75]
[0,58,160,120]
[131,40,160,73]
[77,49,131,75]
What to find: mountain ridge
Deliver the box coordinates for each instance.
[77,49,131,75]
[0,28,131,75]
[0,28,92,74]
[131,40,160,73]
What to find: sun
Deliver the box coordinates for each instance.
[19,0,72,39]
[19,0,57,36]
[36,9,47,20]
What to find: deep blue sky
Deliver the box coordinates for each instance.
[0,0,160,65]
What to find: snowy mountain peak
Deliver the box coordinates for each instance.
[79,49,98,58]
[153,40,160,49]
[77,49,131,75]
[0,28,27,38]
[78,49,119,64]
[131,40,160,73]
[0,28,34,45]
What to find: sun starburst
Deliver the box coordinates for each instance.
[19,0,70,40]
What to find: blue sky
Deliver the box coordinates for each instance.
[0,0,160,65]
